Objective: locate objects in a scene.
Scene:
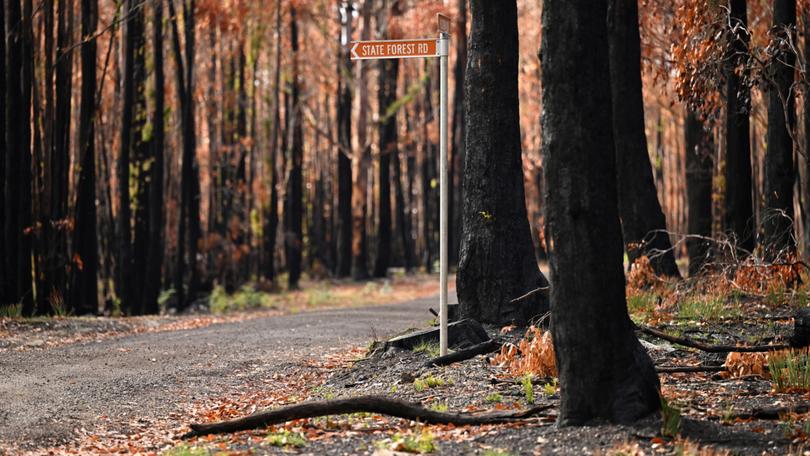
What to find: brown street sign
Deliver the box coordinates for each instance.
[350,39,437,60]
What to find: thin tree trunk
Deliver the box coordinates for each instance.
[392,138,414,271]
[724,0,754,254]
[284,6,303,289]
[607,0,680,278]
[351,0,372,280]
[541,0,660,425]
[263,0,282,283]
[762,0,796,257]
[685,110,714,276]
[336,1,353,277]
[373,56,398,278]
[457,0,549,325]
[0,0,5,305]
[70,0,99,315]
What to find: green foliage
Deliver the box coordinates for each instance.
[378,430,436,454]
[483,450,514,456]
[413,375,448,392]
[161,444,209,456]
[428,402,448,412]
[521,374,535,404]
[306,287,333,307]
[412,341,441,358]
[158,288,176,310]
[769,350,810,392]
[265,430,307,448]
[661,397,682,438]
[542,378,558,397]
[485,392,503,403]
[0,303,22,318]
[627,292,657,322]
[678,295,738,321]
[209,284,267,314]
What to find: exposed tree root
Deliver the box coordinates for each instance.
[182,395,553,438]
[636,324,791,353]
[424,339,500,367]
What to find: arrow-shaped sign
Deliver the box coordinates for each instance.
[350,39,438,60]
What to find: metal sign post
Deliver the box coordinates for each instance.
[351,14,451,357]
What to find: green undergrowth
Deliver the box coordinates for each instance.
[769,349,810,392]
[412,341,441,358]
[162,444,210,456]
[265,430,307,448]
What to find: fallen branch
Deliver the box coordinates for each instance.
[636,324,791,353]
[424,340,500,367]
[656,365,726,374]
[182,396,553,438]
[509,287,549,303]
[730,403,810,420]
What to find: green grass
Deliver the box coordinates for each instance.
[661,397,682,438]
[483,450,514,456]
[0,302,22,318]
[485,392,503,403]
[521,374,535,404]
[412,341,441,358]
[678,295,739,321]
[428,402,448,412]
[209,284,269,314]
[542,379,558,397]
[265,430,307,448]
[162,444,209,456]
[627,292,658,322]
[413,375,449,392]
[769,350,810,392]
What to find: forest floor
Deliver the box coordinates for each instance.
[3,266,810,455]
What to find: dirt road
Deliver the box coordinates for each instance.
[0,296,440,451]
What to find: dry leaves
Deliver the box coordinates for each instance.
[491,326,556,377]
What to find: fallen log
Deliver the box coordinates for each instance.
[424,339,500,367]
[656,365,726,374]
[730,403,810,420]
[182,396,553,438]
[636,324,791,353]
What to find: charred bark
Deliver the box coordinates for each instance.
[607,0,680,278]
[457,0,549,325]
[284,7,304,289]
[685,111,714,276]
[541,0,661,424]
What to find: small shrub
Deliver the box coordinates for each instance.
[0,302,22,318]
[428,402,448,412]
[543,378,558,397]
[627,292,657,321]
[266,430,307,448]
[483,450,513,456]
[413,375,448,392]
[521,374,535,404]
[208,285,229,314]
[768,349,810,392]
[491,326,556,377]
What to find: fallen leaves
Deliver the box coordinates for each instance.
[491,326,556,378]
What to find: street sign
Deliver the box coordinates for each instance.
[350,39,437,60]
[349,18,451,357]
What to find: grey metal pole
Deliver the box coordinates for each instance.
[439,32,449,357]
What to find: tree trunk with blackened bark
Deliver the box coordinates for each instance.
[607,0,680,278]
[541,0,661,425]
[284,7,304,289]
[762,0,796,257]
[457,0,549,325]
[685,111,714,276]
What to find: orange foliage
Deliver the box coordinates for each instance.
[491,326,557,378]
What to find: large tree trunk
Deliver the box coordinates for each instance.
[421,61,436,272]
[351,0,372,280]
[449,0,467,266]
[373,56,398,278]
[607,0,680,278]
[336,2,353,278]
[4,0,33,313]
[70,0,99,315]
[724,0,754,254]
[762,0,796,257]
[457,0,548,326]
[541,0,661,425]
[0,0,6,305]
[284,7,304,289]
[685,111,714,276]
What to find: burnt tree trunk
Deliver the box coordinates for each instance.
[541,0,661,424]
[762,0,796,257]
[607,0,680,278]
[351,0,372,280]
[392,140,414,271]
[0,0,5,305]
[373,56,398,278]
[263,0,282,283]
[284,7,304,289]
[70,0,99,315]
[685,111,714,276]
[143,0,165,315]
[336,2,353,278]
[449,0,467,266]
[457,0,549,325]
[724,0,754,254]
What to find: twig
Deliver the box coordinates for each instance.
[182,396,553,438]
[729,403,810,420]
[509,287,549,303]
[656,365,726,373]
[636,324,791,353]
[424,340,500,367]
